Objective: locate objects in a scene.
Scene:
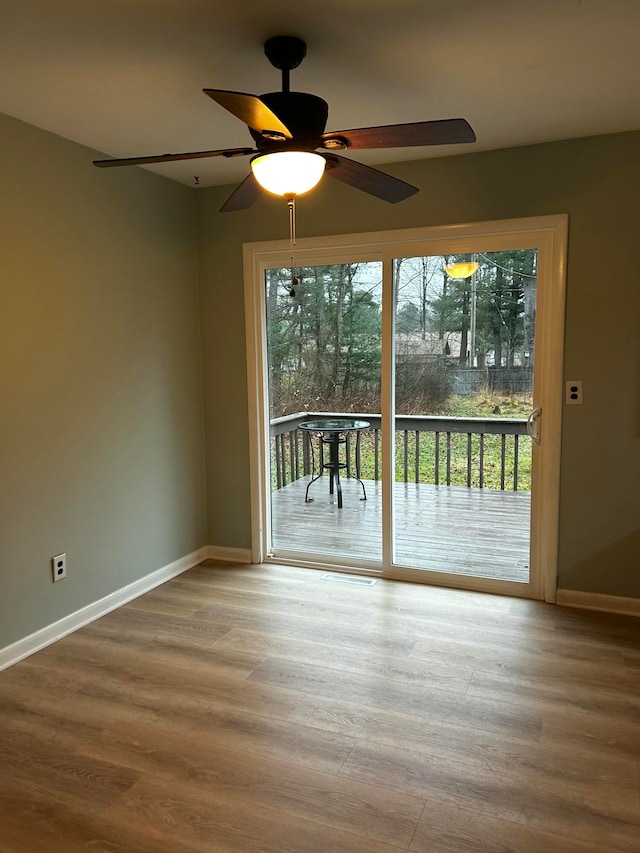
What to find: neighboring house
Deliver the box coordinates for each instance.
[395,331,463,362]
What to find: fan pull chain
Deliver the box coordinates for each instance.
[287,194,298,297]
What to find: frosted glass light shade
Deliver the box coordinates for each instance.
[251,151,326,196]
[445,261,479,279]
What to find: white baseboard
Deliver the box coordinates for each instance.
[205,545,252,564]
[0,546,210,671]
[556,589,640,617]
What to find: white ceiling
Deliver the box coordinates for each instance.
[2,0,639,188]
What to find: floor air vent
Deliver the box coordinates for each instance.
[321,573,377,586]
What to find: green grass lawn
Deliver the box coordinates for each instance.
[438,389,533,419]
[357,390,533,491]
[392,391,532,490]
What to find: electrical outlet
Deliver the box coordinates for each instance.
[52,553,67,582]
[565,380,583,405]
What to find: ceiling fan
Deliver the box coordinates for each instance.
[93,36,476,212]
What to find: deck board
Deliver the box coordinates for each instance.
[271,477,531,582]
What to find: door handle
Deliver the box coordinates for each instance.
[527,407,542,445]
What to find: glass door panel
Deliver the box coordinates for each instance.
[266,261,383,564]
[392,250,537,582]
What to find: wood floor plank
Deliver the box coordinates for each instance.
[182,562,517,615]
[27,633,297,721]
[287,693,638,791]
[541,708,640,765]
[0,785,207,853]
[82,716,425,847]
[182,562,532,632]
[192,581,378,625]
[106,775,409,853]
[248,657,544,741]
[196,600,427,656]
[123,596,203,619]
[0,748,139,818]
[466,666,640,723]
[409,633,629,682]
[170,702,358,776]
[406,616,625,664]
[339,738,640,850]
[212,627,475,695]
[88,605,234,647]
[77,623,265,678]
[409,799,628,853]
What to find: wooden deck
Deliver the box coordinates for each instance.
[271,477,531,582]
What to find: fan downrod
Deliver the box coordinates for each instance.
[264,36,306,92]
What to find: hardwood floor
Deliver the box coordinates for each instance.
[1,561,639,852]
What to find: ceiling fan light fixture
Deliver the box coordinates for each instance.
[250,151,326,197]
[93,35,475,212]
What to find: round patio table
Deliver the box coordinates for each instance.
[299,418,370,508]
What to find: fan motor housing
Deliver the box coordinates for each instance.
[251,91,329,151]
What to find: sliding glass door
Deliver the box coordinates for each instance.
[392,250,537,583]
[245,216,566,600]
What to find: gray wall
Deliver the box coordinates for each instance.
[0,114,207,649]
[197,130,640,599]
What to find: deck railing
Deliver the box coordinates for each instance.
[270,412,530,492]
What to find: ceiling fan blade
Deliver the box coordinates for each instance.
[324,155,418,204]
[220,172,262,213]
[204,89,292,139]
[321,118,476,150]
[93,147,254,168]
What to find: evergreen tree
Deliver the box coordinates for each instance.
[265,263,381,415]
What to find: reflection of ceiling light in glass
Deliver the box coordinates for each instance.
[251,151,326,197]
[445,261,479,279]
